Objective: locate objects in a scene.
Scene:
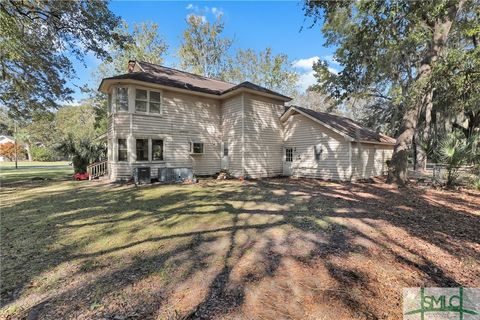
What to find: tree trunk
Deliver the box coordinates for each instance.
[388,0,464,185]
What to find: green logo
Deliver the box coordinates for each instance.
[403,288,479,320]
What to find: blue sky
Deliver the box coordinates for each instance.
[71,1,338,101]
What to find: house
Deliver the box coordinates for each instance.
[0,135,15,162]
[98,60,395,181]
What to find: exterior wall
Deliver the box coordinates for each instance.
[243,93,284,178]
[108,85,221,180]
[283,114,352,181]
[220,95,244,177]
[351,143,393,179]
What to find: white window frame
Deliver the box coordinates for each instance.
[314,144,323,161]
[190,141,204,155]
[148,90,162,115]
[133,86,163,115]
[135,138,150,162]
[132,136,166,163]
[134,88,148,113]
[115,87,129,113]
[117,138,128,162]
[151,139,164,161]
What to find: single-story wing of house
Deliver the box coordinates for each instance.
[97,60,395,181]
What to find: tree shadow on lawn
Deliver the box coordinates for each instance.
[1,177,479,319]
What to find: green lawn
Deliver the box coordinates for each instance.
[1,167,479,319]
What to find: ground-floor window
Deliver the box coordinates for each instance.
[190,142,204,155]
[285,148,293,162]
[314,144,323,161]
[118,139,127,162]
[136,139,149,161]
[152,139,164,161]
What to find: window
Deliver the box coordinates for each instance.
[285,148,293,162]
[136,139,149,161]
[223,145,228,156]
[135,89,148,112]
[190,142,204,154]
[118,139,127,162]
[108,94,112,113]
[116,87,128,112]
[152,139,164,161]
[314,145,323,161]
[149,91,161,114]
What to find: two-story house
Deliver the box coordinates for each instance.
[98,60,395,181]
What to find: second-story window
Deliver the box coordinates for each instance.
[116,87,128,112]
[149,91,161,114]
[135,89,148,112]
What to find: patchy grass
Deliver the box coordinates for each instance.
[1,168,479,319]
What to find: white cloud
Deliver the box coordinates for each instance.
[293,56,338,92]
[297,70,317,92]
[324,54,340,65]
[186,4,224,20]
[292,56,320,70]
[211,7,224,17]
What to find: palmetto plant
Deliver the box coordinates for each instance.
[57,134,105,173]
[437,133,471,186]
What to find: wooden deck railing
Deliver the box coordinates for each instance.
[87,160,108,180]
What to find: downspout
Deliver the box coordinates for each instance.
[241,93,245,177]
[348,141,353,181]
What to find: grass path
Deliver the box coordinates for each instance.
[1,168,479,319]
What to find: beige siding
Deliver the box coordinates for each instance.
[108,88,221,180]
[220,95,243,177]
[352,143,393,179]
[243,94,284,178]
[283,114,352,181]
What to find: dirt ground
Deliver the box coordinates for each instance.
[1,172,479,320]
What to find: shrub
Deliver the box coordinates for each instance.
[437,133,469,186]
[472,179,480,191]
[31,145,53,161]
[56,134,105,173]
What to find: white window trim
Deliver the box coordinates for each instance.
[115,86,129,113]
[134,86,163,115]
[114,137,129,163]
[133,136,167,163]
[314,144,324,161]
[134,88,148,113]
[189,141,204,155]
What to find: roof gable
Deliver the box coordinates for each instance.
[282,106,396,145]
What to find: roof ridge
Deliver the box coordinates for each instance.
[137,61,237,87]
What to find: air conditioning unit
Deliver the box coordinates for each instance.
[159,167,193,183]
[133,167,151,185]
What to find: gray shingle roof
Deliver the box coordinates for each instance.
[100,61,291,100]
[287,106,396,145]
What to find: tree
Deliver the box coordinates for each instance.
[0,142,24,161]
[303,0,472,186]
[178,14,233,78]
[0,0,127,118]
[94,21,168,79]
[223,48,299,96]
[57,134,104,173]
[55,104,98,142]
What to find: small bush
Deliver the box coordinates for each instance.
[472,179,480,191]
[31,145,53,161]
